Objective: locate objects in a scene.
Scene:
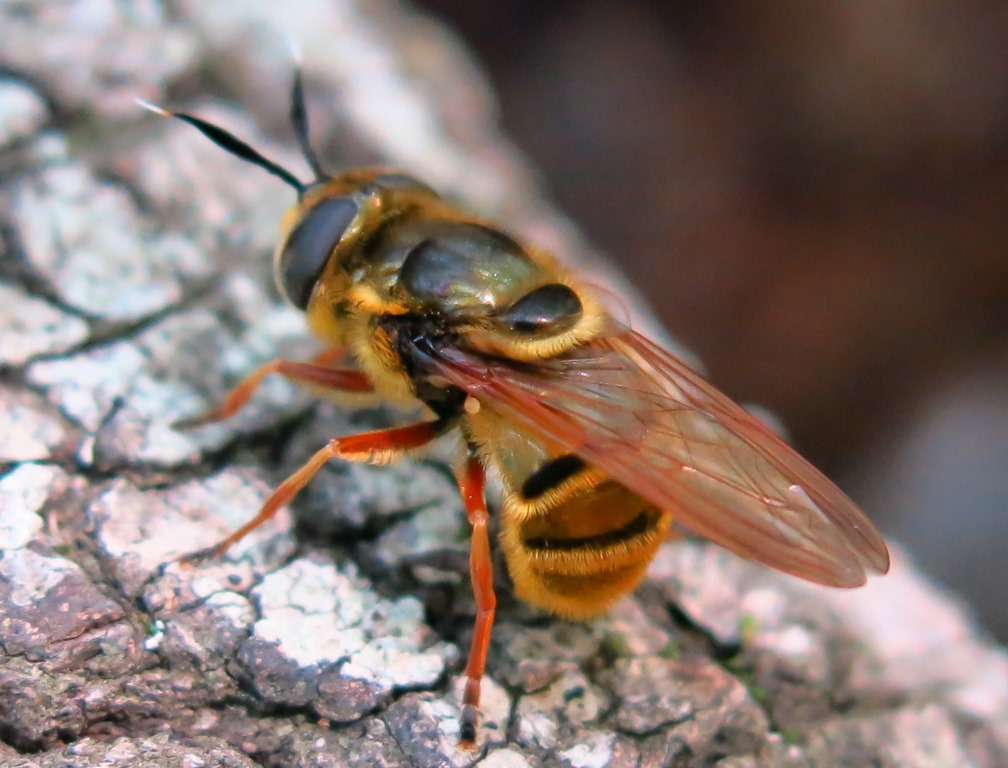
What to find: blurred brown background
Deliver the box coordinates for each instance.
[419,0,1008,641]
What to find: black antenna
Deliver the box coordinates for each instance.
[135,98,305,193]
[290,63,326,180]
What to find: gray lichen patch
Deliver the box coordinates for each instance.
[0,283,90,365]
[27,318,221,469]
[27,339,150,434]
[238,554,454,717]
[10,159,210,322]
[0,463,69,547]
[0,547,82,612]
[27,292,310,469]
[0,78,48,149]
[252,556,377,667]
[90,468,295,593]
[88,470,298,697]
[0,2,198,120]
[553,732,621,768]
[0,386,75,462]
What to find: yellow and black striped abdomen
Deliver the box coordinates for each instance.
[464,405,669,618]
[467,410,671,618]
[500,458,670,618]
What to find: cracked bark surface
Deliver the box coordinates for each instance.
[1,3,1006,767]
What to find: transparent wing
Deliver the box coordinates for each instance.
[415,324,890,587]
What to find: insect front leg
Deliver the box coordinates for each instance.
[455,455,496,749]
[180,419,449,565]
[175,347,371,428]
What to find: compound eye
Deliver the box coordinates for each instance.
[277,197,358,309]
[499,283,583,334]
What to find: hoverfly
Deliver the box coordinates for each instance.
[139,66,889,748]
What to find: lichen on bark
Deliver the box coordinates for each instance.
[0,3,1005,768]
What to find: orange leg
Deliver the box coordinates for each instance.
[180,419,447,565]
[175,348,370,428]
[456,456,496,749]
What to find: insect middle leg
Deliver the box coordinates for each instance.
[456,455,496,749]
[181,418,448,565]
[176,347,371,428]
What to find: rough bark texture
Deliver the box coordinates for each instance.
[1,3,1006,767]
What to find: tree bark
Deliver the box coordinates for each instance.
[0,3,1005,767]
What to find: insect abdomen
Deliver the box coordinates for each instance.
[501,473,671,619]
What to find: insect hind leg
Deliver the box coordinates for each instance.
[455,456,496,749]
